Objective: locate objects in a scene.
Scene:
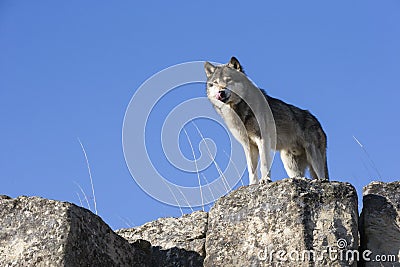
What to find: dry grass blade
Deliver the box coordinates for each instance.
[77,138,98,215]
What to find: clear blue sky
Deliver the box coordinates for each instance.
[1,1,399,230]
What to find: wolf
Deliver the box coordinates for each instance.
[204,57,329,184]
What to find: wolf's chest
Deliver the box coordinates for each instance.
[216,105,250,142]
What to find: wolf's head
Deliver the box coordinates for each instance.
[204,57,249,107]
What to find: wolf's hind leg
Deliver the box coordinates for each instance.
[309,166,318,180]
[280,150,307,178]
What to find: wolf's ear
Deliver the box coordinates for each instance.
[204,62,216,78]
[228,57,243,72]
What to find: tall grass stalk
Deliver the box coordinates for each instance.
[183,128,204,211]
[77,138,98,215]
[191,122,230,192]
[353,135,382,180]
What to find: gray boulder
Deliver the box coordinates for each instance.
[117,210,208,267]
[204,178,359,266]
[0,195,150,267]
[359,181,400,266]
[9,178,400,266]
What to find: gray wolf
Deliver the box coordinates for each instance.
[204,57,329,184]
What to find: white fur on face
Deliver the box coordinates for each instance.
[207,82,221,98]
[206,65,247,106]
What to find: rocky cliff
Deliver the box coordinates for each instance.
[204,178,358,266]
[359,181,400,267]
[0,195,150,267]
[117,211,207,266]
[1,178,399,266]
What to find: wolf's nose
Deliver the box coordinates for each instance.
[216,90,226,101]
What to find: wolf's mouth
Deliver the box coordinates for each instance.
[216,90,229,103]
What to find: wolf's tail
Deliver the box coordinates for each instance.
[306,124,329,181]
[320,127,329,180]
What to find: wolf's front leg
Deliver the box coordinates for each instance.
[244,143,259,185]
[257,138,272,183]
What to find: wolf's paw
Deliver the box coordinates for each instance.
[259,176,272,184]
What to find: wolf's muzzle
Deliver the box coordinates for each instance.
[216,90,229,103]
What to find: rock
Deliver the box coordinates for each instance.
[0,196,150,267]
[360,181,400,266]
[117,211,208,267]
[204,178,359,267]
[8,178,400,266]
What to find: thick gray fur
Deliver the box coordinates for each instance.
[204,57,329,184]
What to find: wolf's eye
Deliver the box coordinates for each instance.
[208,83,213,87]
